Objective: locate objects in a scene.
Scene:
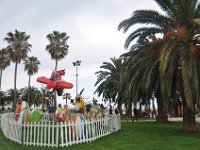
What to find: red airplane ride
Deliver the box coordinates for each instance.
[37,69,73,96]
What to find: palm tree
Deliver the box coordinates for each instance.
[0,48,11,91]
[24,56,40,104]
[20,86,42,108]
[6,88,21,106]
[0,48,11,108]
[118,0,200,132]
[0,90,6,110]
[40,86,52,112]
[122,37,170,121]
[46,31,70,110]
[46,31,70,71]
[95,57,129,114]
[4,29,31,110]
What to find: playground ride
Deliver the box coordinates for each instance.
[1,69,121,148]
[55,105,70,122]
[15,100,44,124]
[3,98,120,148]
[37,69,73,96]
[67,88,85,114]
[69,113,88,139]
[1,111,121,147]
[89,104,104,119]
[28,108,44,122]
[55,93,85,122]
[15,100,30,124]
[69,94,85,113]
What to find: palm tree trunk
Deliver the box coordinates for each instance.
[0,69,2,91]
[182,97,196,132]
[139,100,142,116]
[0,69,2,109]
[124,103,127,115]
[156,91,168,123]
[42,91,44,112]
[55,59,58,71]
[152,99,156,118]
[117,97,122,115]
[127,101,132,116]
[28,75,31,105]
[13,62,18,111]
[54,59,58,111]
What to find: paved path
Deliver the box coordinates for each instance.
[121,117,200,122]
[168,117,200,122]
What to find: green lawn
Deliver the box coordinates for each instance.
[1,122,200,150]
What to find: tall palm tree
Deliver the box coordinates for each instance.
[0,48,11,91]
[46,31,70,110]
[95,57,129,114]
[118,0,200,132]
[0,48,11,110]
[4,29,31,110]
[121,38,167,121]
[46,31,70,71]
[24,56,40,104]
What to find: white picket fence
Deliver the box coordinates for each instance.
[0,114,1,128]
[0,113,121,147]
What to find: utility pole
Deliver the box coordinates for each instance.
[73,60,81,96]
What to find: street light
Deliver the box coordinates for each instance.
[73,60,81,96]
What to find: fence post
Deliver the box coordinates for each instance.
[56,122,59,147]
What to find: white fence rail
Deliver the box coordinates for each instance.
[1,113,120,147]
[0,114,1,128]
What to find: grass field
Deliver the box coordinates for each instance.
[1,121,200,150]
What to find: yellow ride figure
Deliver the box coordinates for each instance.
[74,94,84,113]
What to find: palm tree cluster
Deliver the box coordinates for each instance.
[0,87,51,111]
[95,0,200,132]
[0,30,70,111]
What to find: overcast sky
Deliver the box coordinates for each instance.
[0,0,159,105]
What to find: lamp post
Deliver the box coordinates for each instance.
[73,60,81,96]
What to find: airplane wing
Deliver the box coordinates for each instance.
[37,76,51,84]
[57,81,73,89]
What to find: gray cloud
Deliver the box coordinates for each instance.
[0,0,159,103]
